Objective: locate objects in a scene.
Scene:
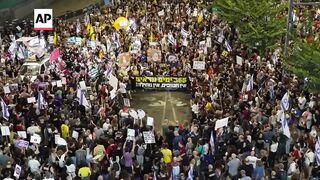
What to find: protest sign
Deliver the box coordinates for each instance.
[72,131,79,139]
[143,131,156,144]
[166,54,179,67]
[147,117,154,126]
[117,53,131,68]
[17,140,29,149]
[127,128,135,140]
[27,97,36,103]
[123,98,130,107]
[56,137,67,146]
[193,61,206,70]
[215,117,229,130]
[135,76,188,90]
[30,134,41,144]
[56,80,62,87]
[14,164,22,178]
[3,86,10,94]
[79,81,86,90]
[236,56,243,66]
[109,74,118,90]
[147,49,161,62]
[129,109,138,119]
[17,131,27,139]
[1,126,10,136]
[137,109,146,119]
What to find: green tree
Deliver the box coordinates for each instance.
[284,38,320,91]
[214,0,287,54]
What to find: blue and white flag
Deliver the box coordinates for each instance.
[315,137,320,166]
[210,131,215,155]
[153,171,157,180]
[37,92,46,111]
[1,98,9,121]
[281,92,290,111]
[280,112,291,138]
[246,75,254,92]
[187,166,193,180]
[77,89,91,109]
[168,32,176,46]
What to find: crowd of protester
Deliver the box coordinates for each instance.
[0,0,320,179]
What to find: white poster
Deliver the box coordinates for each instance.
[214,117,229,130]
[137,109,146,119]
[27,97,36,103]
[127,128,135,140]
[56,137,67,146]
[56,80,62,87]
[236,56,243,66]
[72,131,79,139]
[147,117,154,126]
[109,74,118,90]
[30,134,41,144]
[79,81,86,90]
[1,126,10,136]
[143,131,156,144]
[193,61,206,70]
[123,98,130,107]
[17,131,27,139]
[3,86,10,94]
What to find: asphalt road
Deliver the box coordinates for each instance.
[131,90,192,133]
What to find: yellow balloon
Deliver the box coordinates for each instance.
[113,17,129,31]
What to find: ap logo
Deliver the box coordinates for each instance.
[34,9,53,30]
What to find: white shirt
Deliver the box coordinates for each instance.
[28,159,40,173]
[304,151,315,166]
[270,142,278,153]
[288,161,297,175]
[119,82,127,94]
[247,156,258,169]
[27,125,41,135]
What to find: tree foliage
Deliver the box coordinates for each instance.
[284,38,320,91]
[214,0,287,54]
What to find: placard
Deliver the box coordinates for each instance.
[72,131,79,139]
[56,80,62,87]
[137,109,146,119]
[17,140,29,149]
[56,137,67,146]
[236,56,243,66]
[54,134,60,144]
[147,117,154,126]
[158,10,164,16]
[143,131,155,144]
[30,134,41,144]
[14,164,22,178]
[1,126,10,136]
[129,110,138,119]
[193,61,206,70]
[214,117,229,130]
[27,97,36,103]
[123,98,130,107]
[147,49,161,62]
[127,128,135,140]
[3,86,10,94]
[61,77,67,84]
[17,131,27,139]
[79,81,86,90]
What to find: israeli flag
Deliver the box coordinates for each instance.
[1,98,9,121]
[77,89,91,110]
[37,92,46,110]
[210,131,215,155]
[187,166,193,180]
[315,137,320,166]
[281,92,290,111]
[246,75,254,92]
[280,112,291,138]
[168,32,176,46]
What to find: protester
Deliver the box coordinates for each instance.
[0,0,319,179]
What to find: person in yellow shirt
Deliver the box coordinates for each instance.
[61,120,70,138]
[161,143,172,164]
[78,164,91,179]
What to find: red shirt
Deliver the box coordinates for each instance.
[106,144,118,157]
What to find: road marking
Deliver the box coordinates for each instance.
[169,92,178,125]
[162,91,168,122]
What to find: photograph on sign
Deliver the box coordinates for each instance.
[147,49,161,62]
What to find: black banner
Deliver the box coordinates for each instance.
[135,76,188,89]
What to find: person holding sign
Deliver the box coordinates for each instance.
[122,138,136,173]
